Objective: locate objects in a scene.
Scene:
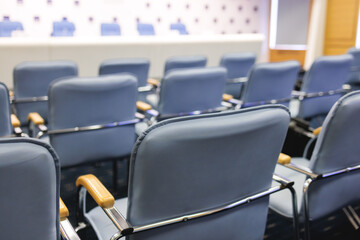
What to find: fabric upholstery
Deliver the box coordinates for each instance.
[298,55,353,120]
[48,75,137,167]
[101,23,121,36]
[347,47,360,85]
[220,52,256,99]
[242,61,300,107]
[0,83,12,137]
[157,67,226,115]
[137,23,155,36]
[170,23,188,35]
[13,61,78,125]
[164,56,207,75]
[0,138,60,240]
[0,21,23,37]
[52,20,75,37]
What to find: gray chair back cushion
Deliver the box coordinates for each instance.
[220,52,256,79]
[158,67,226,115]
[0,138,60,240]
[347,47,360,84]
[306,91,360,219]
[127,105,290,240]
[99,58,150,87]
[164,56,207,75]
[0,83,12,136]
[13,61,78,124]
[48,75,137,167]
[298,55,353,119]
[242,61,300,107]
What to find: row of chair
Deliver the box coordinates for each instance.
[2,89,360,239]
[0,19,188,37]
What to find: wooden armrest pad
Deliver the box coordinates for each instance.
[313,127,322,136]
[60,198,69,221]
[222,94,234,101]
[27,112,45,125]
[11,114,21,128]
[9,90,14,97]
[278,153,291,164]
[137,101,152,111]
[76,174,115,208]
[147,78,160,87]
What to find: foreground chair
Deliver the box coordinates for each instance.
[241,61,300,108]
[12,60,78,134]
[77,105,294,240]
[220,52,256,99]
[164,56,207,75]
[297,55,352,128]
[271,91,360,239]
[0,138,80,240]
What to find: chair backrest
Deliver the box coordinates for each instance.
[101,23,121,36]
[13,61,78,125]
[0,83,12,137]
[0,20,23,37]
[220,52,256,79]
[242,61,300,107]
[137,23,155,36]
[164,56,207,75]
[347,47,360,84]
[305,91,360,219]
[0,138,60,240]
[48,75,137,167]
[127,105,290,240]
[52,20,75,37]
[99,58,150,87]
[157,67,226,116]
[170,23,188,35]
[298,54,353,119]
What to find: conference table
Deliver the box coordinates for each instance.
[0,34,264,88]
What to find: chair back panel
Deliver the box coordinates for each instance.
[0,83,12,136]
[137,23,155,36]
[0,21,23,37]
[127,106,290,239]
[347,47,360,84]
[220,52,256,79]
[52,20,75,37]
[164,56,207,75]
[101,23,121,36]
[48,75,137,167]
[0,138,59,240]
[242,61,300,107]
[13,61,78,124]
[299,55,353,119]
[158,67,225,115]
[170,23,188,35]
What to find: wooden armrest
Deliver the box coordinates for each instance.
[11,114,21,128]
[27,112,45,125]
[147,78,160,87]
[278,153,291,164]
[137,101,152,111]
[313,127,322,136]
[223,94,234,101]
[76,174,115,209]
[60,198,69,221]
[9,90,14,98]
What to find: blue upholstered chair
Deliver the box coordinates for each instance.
[0,138,80,240]
[0,20,23,37]
[76,105,291,240]
[170,23,188,35]
[347,47,360,89]
[271,91,360,239]
[101,23,121,36]
[241,61,300,108]
[12,61,78,133]
[52,19,75,37]
[0,83,13,137]
[137,23,155,36]
[297,55,353,128]
[164,55,207,75]
[220,52,256,99]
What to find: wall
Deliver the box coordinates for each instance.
[0,0,267,37]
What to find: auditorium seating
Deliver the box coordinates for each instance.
[271,90,360,239]
[0,20,23,37]
[170,23,188,35]
[347,47,360,90]
[52,19,76,37]
[163,55,207,75]
[0,83,22,137]
[220,52,256,99]
[0,138,80,240]
[137,23,155,36]
[76,105,291,240]
[101,23,121,36]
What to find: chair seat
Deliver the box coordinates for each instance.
[135,122,149,136]
[145,93,159,109]
[270,157,310,218]
[86,198,128,240]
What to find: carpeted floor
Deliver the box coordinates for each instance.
[60,160,360,240]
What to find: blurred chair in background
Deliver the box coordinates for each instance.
[170,23,188,35]
[101,23,121,36]
[137,23,155,36]
[347,47,360,90]
[0,20,23,37]
[164,55,207,75]
[52,18,75,37]
[220,52,256,99]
